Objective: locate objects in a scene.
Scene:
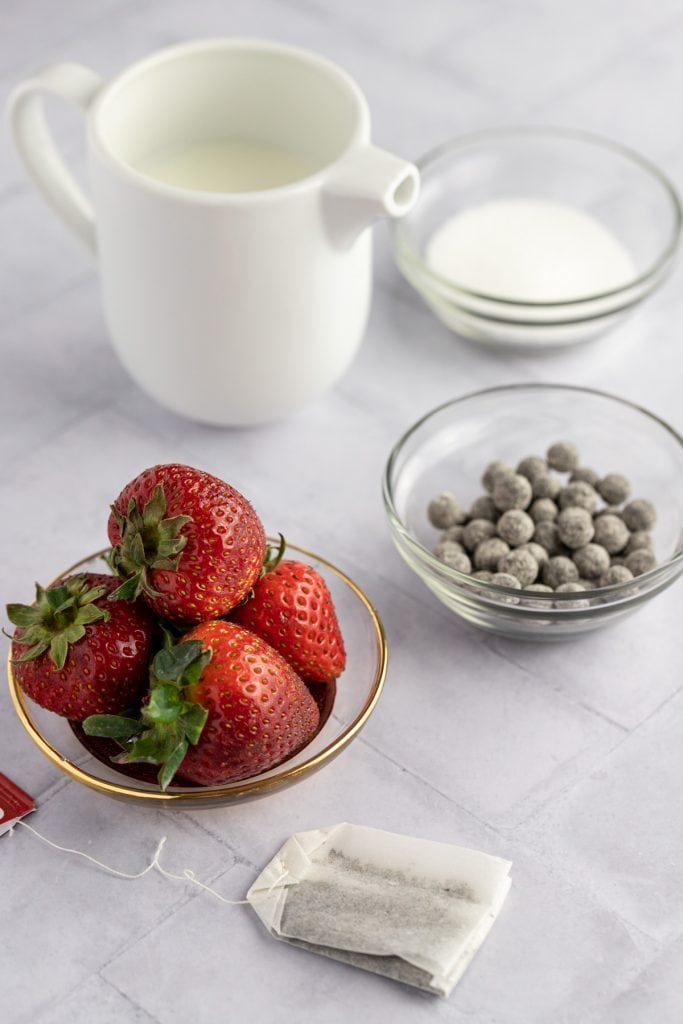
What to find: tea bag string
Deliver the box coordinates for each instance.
[11,818,294,905]
[14,818,164,879]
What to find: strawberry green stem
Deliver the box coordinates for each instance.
[83,635,211,790]
[263,533,287,574]
[107,484,192,602]
[7,576,110,669]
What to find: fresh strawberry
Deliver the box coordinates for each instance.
[231,557,346,683]
[7,574,156,720]
[84,621,320,789]
[107,463,266,625]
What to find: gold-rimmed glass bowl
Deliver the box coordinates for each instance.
[383,385,683,640]
[392,127,682,348]
[8,543,387,805]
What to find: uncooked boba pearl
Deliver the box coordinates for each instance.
[482,461,513,493]
[547,441,580,472]
[593,513,630,554]
[623,499,657,532]
[428,493,466,529]
[533,520,562,554]
[489,572,522,604]
[532,473,561,500]
[557,507,594,549]
[443,524,466,544]
[491,572,522,589]
[558,481,599,513]
[516,455,547,482]
[625,548,657,576]
[428,447,658,604]
[624,531,653,555]
[469,495,498,521]
[463,518,497,551]
[498,548,539,586]
[554,582,589,609]
[570,466,600,487]
[573,543,610,579]
[434,543,472,573]
[496,509,535,547]
[516,542,549,566]
[433,539,465,559]
[529,498,558,524]
[542,556,579,588]
[594,506,624,520]
[597,565,634,587]
[474,537,510,570]
[598,473,630,506]
[492,473,532,512]
[522,583,554,609]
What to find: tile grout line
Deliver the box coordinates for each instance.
[361,718,670,960]
[30,970,161,1024]
[290,0,490,82]
[479,637,631,736]
[492,675,683,841]
[2,0,147,82]
[33,774,76,806]
[507,711,646,834]
[356,730,503,839]
[588,931,680,1022]
[97,974,163,1024]
[0,269,94,333]
[97,856,250,976]
[0,380,123,484]
[575,700,630,732]
[428,4,683,113]
[622,680,683,734]
[173,808,258,871]
[544,6,683,117]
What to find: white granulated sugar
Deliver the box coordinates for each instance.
[426,198,636,303]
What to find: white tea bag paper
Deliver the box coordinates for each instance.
[247,823,511,996]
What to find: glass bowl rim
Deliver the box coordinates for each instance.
[382,382,683,607]
[392,125,683,309]
[396,273,651,330]
[7,542,388,804]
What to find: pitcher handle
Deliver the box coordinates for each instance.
[7,62,103,253]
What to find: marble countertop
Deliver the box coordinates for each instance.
[2,2,682,1022]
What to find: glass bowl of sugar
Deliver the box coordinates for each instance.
[392,127,682,348]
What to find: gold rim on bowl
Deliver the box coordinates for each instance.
[7,543,388,804]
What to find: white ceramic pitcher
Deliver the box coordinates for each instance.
[8,39,419,425]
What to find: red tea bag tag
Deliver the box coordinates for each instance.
[0,772,35,837]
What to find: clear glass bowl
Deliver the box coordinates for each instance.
[392,127,682,348]
[383,385,683,641]
[7,543,387,805]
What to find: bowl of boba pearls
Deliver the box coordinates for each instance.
[382,384,683,640]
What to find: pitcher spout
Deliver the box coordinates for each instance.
[322,144,420,248]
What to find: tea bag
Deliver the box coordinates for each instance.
[247,822,511,997]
